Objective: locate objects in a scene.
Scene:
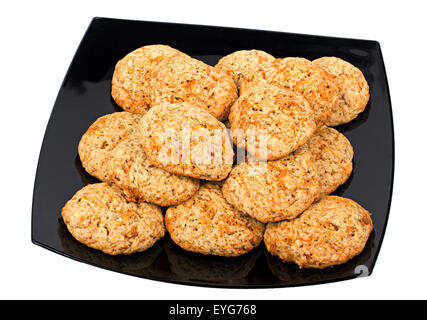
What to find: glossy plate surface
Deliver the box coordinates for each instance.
[32,17,394,288]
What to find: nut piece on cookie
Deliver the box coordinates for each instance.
[264,195,373,268]
[107,137,199,207]
[215,49,275,89]
[165,183,265,257]
[61,183,165,255]
[313,56,370,126]
[305,126,353,197]
[229,83,317,160]
[240,57,339,126]
[111,45,184,114]
[222,146,320,223]
[139,102,234,181]
[78,112,143,181]
[149,54,237,121]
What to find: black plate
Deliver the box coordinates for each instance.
[32,17,394,288]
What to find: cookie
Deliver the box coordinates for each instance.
[264,195,373,268]
[107,136,199,207]
[214,49,275,89]
[111,44,183,114]
[222,146,320,223]
[78,112,142,181]
[313,56,370,126]
[139,102,234,181]
[165,183,265,257]
[306,126,353,197]
[229,83,317,160]
[61,183,165,255]
[240,57,339,126]
[149,54,237,121]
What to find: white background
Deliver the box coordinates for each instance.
[1,0,426,300]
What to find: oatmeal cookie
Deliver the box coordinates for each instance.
[165,183,265,257]
[229,83,316,160]
[222,146,320,222]
[313,56,370,126]
[61,183,165,255]
[264,195,373,268]
[139,102,234,180]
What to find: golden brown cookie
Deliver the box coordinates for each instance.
[61,183,165,255]
[222,146,320,223]
[305,126,353,197]
[111,45,183,114]
[240,57,339,126]
[214,49,275,89]
[149,54,237,121]
[229,83,317,160]
[107,136,199,207]
[139,102,234,181]
[78,112,142,181]
[165,183,265,257]
[313,56,370,126]
[264,195,373,268]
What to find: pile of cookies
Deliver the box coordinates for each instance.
[62,45,373,269]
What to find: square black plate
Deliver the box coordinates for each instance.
[32,17,394,288]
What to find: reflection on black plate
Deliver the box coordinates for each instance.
[32,17,394,288]
[266,231,376,284]
[165,239,261,285]
[58,219,168,278]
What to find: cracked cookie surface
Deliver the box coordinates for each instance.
[78,112,142,181]
[111,44,183,114]
[61,183,165,255]
[140,102,234,180]
[107,136,199,207]
[306,126,353,197]
[240,57,339,126]
[215,49,275,89]
[264,195,373,268]
[165,183,265,257]
[229,83,316,160]
[313,56,370,126]
[222,146,320,222]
